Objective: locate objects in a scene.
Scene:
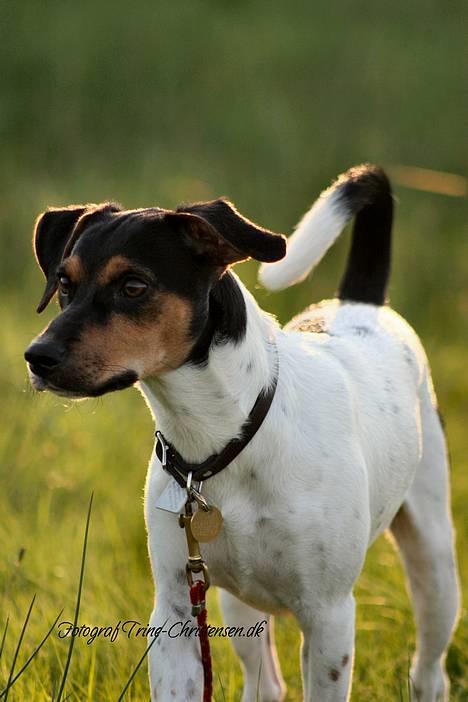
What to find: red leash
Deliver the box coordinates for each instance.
[180,499,213,702]
[190,580,212,702]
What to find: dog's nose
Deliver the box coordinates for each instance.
[24,340,66,377]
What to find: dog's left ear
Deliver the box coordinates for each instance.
[171,198,286,266]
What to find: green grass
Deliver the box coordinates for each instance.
[0,1,467,699]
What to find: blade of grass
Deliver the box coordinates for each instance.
[4,594,36,702]
[116,634,159,702]
[217,672,226,702]
[86,643,96,702]
[0,618,9,660]
[55,493,93,702]
[0,609,63,699]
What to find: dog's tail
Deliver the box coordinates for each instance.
[258,164,393,305]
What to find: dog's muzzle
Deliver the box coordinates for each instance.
[24,338,138,398]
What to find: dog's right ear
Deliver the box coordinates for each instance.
[33,205,88,313]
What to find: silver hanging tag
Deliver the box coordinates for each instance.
[155,479,188,513]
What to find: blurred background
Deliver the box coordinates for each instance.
[1,1,466,699]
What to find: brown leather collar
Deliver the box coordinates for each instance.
[155,350,279,487]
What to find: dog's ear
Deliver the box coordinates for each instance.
[169,198,286,267]
[33,202,122,313]
[34,206,88,312]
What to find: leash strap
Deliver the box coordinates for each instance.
[155,345,279,487]
[180,501,212,701]
[189,581,212,702]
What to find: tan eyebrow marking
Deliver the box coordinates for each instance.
[62,255,84,283]
[97,255,134,285]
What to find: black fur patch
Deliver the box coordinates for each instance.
[337,164,393,306]
[186,271,247,365]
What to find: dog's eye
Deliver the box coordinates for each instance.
[122,278,148,298]
[58,276,71,296]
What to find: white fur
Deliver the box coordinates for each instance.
[139,181,459,701]
[258,186,348,290]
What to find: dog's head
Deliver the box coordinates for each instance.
[24,199,286,398]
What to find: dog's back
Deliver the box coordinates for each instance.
[284,298,428,539]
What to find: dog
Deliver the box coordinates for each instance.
[25,164,459,701]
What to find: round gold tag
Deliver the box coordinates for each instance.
[190,506,224,543]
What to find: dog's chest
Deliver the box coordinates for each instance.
[146,461,316,614]
[189,466,368,615]
[203,489,306,613]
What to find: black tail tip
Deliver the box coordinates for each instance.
[337,163,394,306]
[335,163,392,215]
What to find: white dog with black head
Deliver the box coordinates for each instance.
[26,164,459,701]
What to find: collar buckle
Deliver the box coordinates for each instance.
[155,430,168,468]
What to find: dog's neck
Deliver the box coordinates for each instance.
[138,272,279,462]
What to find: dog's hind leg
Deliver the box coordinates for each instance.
[219,589,286,702]
[390,377,460,702]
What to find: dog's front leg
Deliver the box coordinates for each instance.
[145,468,207,700]
[148,581,204,702]
[299,594,355,702]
